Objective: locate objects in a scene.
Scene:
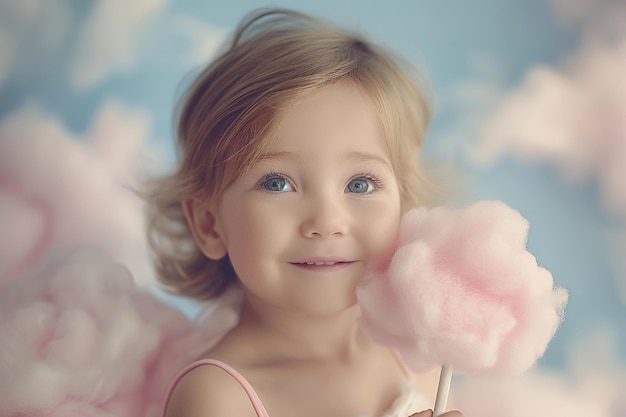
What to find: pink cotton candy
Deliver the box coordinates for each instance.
[356,200,568,376]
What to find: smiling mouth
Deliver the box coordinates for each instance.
[289,260,355,270]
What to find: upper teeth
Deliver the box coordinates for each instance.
[303,261,337,265]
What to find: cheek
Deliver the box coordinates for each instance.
[218,205,257,258]
[359,197,402,266]
[218,196,289,260]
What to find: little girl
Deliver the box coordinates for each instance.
[147,8,463,417]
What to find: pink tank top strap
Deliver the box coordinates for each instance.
[162,359,270,417]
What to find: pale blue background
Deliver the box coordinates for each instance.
[1,0,624,379]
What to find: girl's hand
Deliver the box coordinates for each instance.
[410,410,464,417]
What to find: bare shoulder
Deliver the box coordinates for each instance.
[164,363,259,417]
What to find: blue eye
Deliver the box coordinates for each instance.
[346,178,374,194]
[260,175,293,192]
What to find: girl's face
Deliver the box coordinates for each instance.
[213,81,402,316]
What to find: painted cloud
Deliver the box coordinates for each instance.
[0,101,158,288]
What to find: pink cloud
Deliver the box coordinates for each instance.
[452,329,626,417]
[453,372,615,417]
[472,38,626,216]
[0,101,158,288]
[0,250,242,417]
[459,5,626,307]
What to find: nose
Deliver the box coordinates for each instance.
[299,194,349,239]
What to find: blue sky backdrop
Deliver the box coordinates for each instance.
[1,0,625,413]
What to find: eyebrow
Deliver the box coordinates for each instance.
[256,151,391,167]
[345,151,392,168]
[256,151,297,162]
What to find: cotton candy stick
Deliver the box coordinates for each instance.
[356,200,568,415]
[433,364,453,416]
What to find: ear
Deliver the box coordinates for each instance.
[182,198,227,260]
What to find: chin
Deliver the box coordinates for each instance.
[289,295,358,317]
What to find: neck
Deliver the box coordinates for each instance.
[237,292,370,363]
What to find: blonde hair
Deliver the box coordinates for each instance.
[144,8,437,301]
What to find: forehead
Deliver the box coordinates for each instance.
[267,81,388,156]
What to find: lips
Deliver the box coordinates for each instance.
[290,256,352,264]
[289,257,355,270]
[295,261,341,266]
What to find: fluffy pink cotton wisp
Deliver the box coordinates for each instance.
[356,200,568,376]
[0,103,156,290]
[0,250,242,417]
